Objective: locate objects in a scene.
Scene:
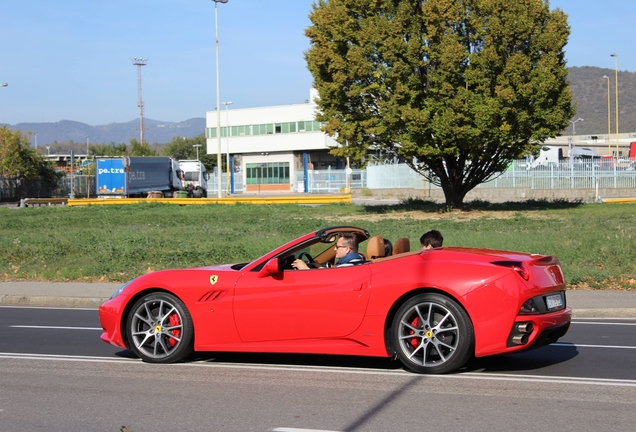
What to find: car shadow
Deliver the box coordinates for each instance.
[115,344,578,374]
[460,344,579,373]
[188,351,404,371]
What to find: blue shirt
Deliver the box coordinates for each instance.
[337,252,364,267]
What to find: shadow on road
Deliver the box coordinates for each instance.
[462,344,579,373]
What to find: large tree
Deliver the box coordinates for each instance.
[0,126,57,181]
[305,0,575,208]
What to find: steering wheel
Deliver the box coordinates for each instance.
[297,252,317,268]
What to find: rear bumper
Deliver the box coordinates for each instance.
[506,307,572,351]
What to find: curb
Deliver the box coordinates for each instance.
[571,308,636,318]
[0,295,109,309]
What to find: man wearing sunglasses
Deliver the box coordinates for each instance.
[292,232,363,269]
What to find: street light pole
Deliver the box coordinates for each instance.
[611,53,619,158]
[222,101,233,194]
[213,0,228,198]
[603,75,611,155]
[569,118,583,137]
[86,136,89,156]
[193,144,201,161]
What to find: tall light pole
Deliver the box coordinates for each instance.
[34,133,38,150]
[222,101,233,194]
[569,118,583,137]
[193,144,201,160]
[611,53,619,158]
[213,0,228,197]
[132,57,147,146]
[86,136,90,156]
[603,75,611,155]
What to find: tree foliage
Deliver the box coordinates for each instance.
[0,126,58,181]
[305,0,575,208]
[162,134,217,172]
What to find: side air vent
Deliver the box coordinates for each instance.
[198,290,227,302]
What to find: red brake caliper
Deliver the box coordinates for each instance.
[410,317,420,348]
[168,313,181,347]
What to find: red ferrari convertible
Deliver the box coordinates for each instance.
[99,226,571,374]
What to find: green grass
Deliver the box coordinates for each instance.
[1,200,635,290]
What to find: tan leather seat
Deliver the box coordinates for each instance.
[393,238,410,255]
[365,236,385,260]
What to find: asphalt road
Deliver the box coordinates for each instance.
[1,306,635,431]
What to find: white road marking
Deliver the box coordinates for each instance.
[272,429,341,432]
[553,342,636,349]
[10,325,102,331]
[2,352,636,387]
[571,321,636,326]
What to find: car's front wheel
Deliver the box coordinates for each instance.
[127,292,194,363]
[391,293,473,374]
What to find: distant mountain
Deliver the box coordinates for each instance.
[566,66,636,137]
[4,118,206,146]
[5,66,636,145]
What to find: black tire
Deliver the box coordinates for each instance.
[391,293,473,374]
[126,292,194,363]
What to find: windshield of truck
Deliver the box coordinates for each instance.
[184,172,199,181]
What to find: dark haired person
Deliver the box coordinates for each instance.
[420,230,443,250]
[292,232,363,269]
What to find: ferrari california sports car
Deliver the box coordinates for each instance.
[99,226,571,374]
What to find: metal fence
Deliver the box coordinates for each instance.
[294,168,367,193]
[365,159,636,191]
[2,160,634,201]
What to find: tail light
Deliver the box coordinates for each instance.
[491,260,530,281]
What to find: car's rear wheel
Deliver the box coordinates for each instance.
[391,293,473,374]
[127,292,194,363]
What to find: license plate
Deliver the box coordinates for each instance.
[546,293,563,310]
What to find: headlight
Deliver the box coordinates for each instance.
[111,280,133,299]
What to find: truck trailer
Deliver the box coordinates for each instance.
[96,156,183,197]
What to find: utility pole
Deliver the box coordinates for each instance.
[132,57,147,145]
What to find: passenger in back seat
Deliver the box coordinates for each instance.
[420,230,444,250]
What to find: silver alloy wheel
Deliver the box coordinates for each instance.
[397,301,460,368]
[130,296,185,360]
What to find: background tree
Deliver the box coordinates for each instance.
[129,138,158,156]
[162,134,217,172]
[305,0,575,208]
[90,142,129,157]
[0,126,57,181]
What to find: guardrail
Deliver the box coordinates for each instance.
[21,198,69,207]
[67,195,352,207]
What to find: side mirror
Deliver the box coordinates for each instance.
[257,258,281,278]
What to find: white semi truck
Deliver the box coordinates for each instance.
[178,160,208,198]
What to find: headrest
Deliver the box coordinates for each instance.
[393,238,410,255]
[365,236,385,259]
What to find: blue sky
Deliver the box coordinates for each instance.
[1,0,634,126]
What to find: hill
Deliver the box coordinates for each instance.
[3,66,636,146]
[3,118,206,147]
[567,66,636,137]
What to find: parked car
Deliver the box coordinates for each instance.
[99,226,572,374]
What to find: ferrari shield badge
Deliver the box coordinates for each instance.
[209,275,219,285]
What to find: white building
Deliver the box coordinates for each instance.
[205,89,343,192]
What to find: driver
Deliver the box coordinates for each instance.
[292,232,363,269]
